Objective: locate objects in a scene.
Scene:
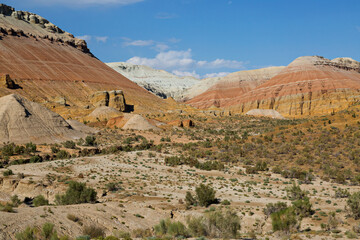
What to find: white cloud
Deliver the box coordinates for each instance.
[172,70,200,79]
[95,36,109,43]
[126,49,245,78]
[153,43,170,52]
[203,72,230,78]
[77,35,92,41]
[123,39,154,47]
[33,0,144,6]
[127,49,196,70]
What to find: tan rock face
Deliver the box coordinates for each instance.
[0,94,86,144]
[186,67,285,109]
[0,4,171,118]
[188,56,360,117]
[108,90,126,111]
[0,74,16,89]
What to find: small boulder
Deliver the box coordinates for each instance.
[1,74,16,89]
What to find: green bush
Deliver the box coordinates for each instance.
[25,142,37,153]
[62,141,76,149]
[287,183,307,201]
[56,150,70,159]
[185,191,197,207]
[55,181,97,205]
[263,202,288,217]
[195,184,216,207]
[291,197,313,218]
[85,136,96,146]
[16,227,35,240]
[42,222,57,239]
[33,195,49,207]
[154,219,188,237]
[82,225,105,238]
[271,207,299,233]
[2,143,15,156]
[11,195,21,207]
[347,192,360,220]
[3,169,13,177]
[186,209,241,238]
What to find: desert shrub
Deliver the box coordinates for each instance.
[56,150,70,159]
[25,142,37,153]
[221,199,231,205]
[62,141,76,149]
[132,228,152,238]
[76,236,90,240]
[196,161,224,171]
[2,143,15,156]
[16,227,35,240]
[3,169,13,177]
[33,195,49,207]
[67,214,81,223]
[55,181,97,205]
[112,231,132,240]
[347,191,360,219]
[104,236,120,240]
[154,219,188,237]
[82,225,105,238]
[195,184,216,207]
[185,191,197,207]
[291,198,313,218]
[11,195,21,207]
[335,188,350,198]
[14,145,25,155]
[286,183,307,200]
[51,146,60,154]
[29,155,43,163]
[271,207,299,233]
[106,182,119,192]
[264,202,288,217]
[42,222,58,239]
[1,203,15,212]
[245,166,258,174]
[85,136,96,146]
[255,160,268,171]
[187,209,241,238]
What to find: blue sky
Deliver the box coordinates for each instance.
[2,0,360,78]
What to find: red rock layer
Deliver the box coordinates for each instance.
[186,67,284,109]
[0,35,169,116]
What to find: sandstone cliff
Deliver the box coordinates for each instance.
[0,4,172,119]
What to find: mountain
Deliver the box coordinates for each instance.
[221,56,360,116]
[186,66,285,108]
[107,62,200,100]
[0,4,170,119]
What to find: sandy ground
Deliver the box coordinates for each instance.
[0,151,359,239]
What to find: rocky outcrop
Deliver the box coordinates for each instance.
[86,106,123,122]
[107,62,200,100]
[0,4,92,56]
[0,94,86,144]
[90,90,126,111]
[245,109,285,119]
[122,114,160,131]
[168,119,194,128]
[0,74,16,89]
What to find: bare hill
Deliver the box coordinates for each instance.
[0,94,86,144]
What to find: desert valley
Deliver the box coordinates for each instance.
[1,2,360,240]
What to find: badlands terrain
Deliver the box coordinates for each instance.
[1,3,360,240]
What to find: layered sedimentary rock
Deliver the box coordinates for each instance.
[187,56,360,117]
[186,67,285,108]
[0,94,85,144]
[224,56,360,116]
[245,109,285,119]
[0,4,170,119]
[107,62,200,100]
[90,90,126,111]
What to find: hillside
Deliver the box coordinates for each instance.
[186,66,284,108]
[0,4,172,119]
[107,62,200,100]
